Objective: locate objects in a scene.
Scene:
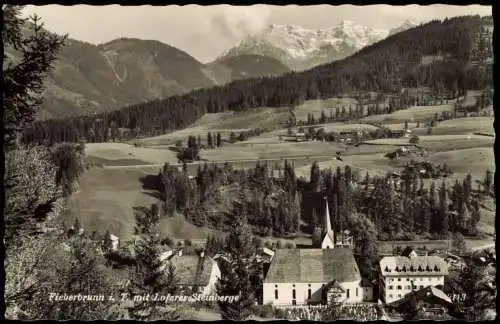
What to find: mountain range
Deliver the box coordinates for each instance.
[25,15,493,145]
[217,20,419,71]
[10,20,419,118]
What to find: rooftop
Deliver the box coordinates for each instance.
[379,255,448,276]
[264,248,360,283]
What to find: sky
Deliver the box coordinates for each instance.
[22,4,492,63]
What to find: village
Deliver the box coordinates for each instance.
[92,191,495,321]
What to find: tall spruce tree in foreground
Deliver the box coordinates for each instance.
[217,213,257,320]
[3,5,67,149]
[127,204,180,320]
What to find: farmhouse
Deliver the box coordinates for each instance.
[387,286,457,319]
[161,248,221,295]
[379,251,448,304]
[391,129,412,138]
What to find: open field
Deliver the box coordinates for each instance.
[412,116,494,136]
[292,97,359,121]
[131,108,289,146]
[86,142,178,165]
[310,122,379,133]
[66,167,159,242]
[363,134,493,152]
[361,104,455,123]
[428,147,494,175]
[200,141,341,161]
[383,122,419,131]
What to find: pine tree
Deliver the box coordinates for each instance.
[439,181,449,237]
[3,6,67,149]
[483,169,492,194]
[310,161,321,193]
[103,230,113,252]
[128,205,180,320]
[216,132,222,147]
[207,132,213,148]
[217,214,256,320]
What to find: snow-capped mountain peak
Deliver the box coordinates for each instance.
[219,20,418,70]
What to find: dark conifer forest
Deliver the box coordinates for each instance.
[23,15,492,145]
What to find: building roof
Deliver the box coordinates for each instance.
[379,255,448,276]
[389,286,453,308]
[264,248,361,283]
[166,255,215,286]
[401,246,416,257]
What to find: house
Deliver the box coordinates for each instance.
[161,249,221,295]
[379,252,449,304]
[387,286,457,319]
[401,247,418,258]
[110,234,119,251]
[391,129,411,138]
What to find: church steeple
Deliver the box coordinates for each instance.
[324,197,332,235]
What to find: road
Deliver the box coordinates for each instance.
[470,243,495,252]
[101,155,341,170]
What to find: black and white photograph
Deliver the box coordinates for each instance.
[3,3,495,321]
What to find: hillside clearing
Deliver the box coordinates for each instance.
[66,167,158,242]
[361,104,455,123]
[413,116,494,136]
[363,134,493,151]
[132,108,289,146]
[292,97,359,120]
[86,142,178,165]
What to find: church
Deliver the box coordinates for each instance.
[262,198,369,306]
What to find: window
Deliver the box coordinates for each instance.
[388,294,393,299]
[420,285,424,289]
[356,288,359,297]
[292,289,296,299]
[397,286,402,290]
[275,289,278,299]
[398,294,402,298]
[398,278,402,281]
[308,289,312,299]
[405,285,411,290]
[389,285,394,290]
[347,289,350,299]
[406,278,410,281]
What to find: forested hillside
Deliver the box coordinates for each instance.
[203,54,290,84]
[23,15,493,145]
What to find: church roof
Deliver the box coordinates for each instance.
[264,248,361,283]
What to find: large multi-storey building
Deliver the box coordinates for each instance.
[379,250,448,304]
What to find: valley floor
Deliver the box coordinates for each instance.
[75,98,495,243]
